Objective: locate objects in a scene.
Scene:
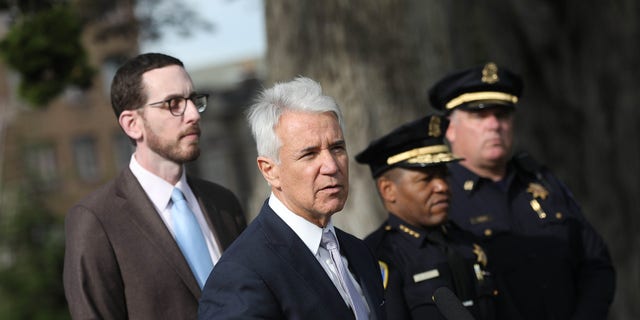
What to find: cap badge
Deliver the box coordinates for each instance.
[428,115,442,137]
[481,62,499,84]
[527,182,549,200]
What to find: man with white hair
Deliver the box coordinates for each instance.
[199,77,385,320]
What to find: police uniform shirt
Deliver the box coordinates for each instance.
[446,160,615,320]
[364,214,496,320]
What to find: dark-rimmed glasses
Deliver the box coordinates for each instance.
[147,93,209,116]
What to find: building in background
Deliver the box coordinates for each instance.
[0,5,138,215]
[0,5,265,217]
[188,57,266,208]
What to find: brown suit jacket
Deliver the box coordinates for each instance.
[63,168,246,319]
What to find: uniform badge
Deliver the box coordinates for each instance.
[473,244,488,267]
[378,261,389,289]
[482,62,499,84]
[527,182,549,200]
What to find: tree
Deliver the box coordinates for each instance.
[0,3,93,106]
[0,0,212,107]
[262,1,639,318]
[0,185,68,319]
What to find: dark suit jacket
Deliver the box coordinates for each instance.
[198,201,386,320]
[63,168,246,320]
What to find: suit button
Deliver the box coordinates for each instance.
[484,229,493,237]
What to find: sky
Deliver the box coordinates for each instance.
[140,0,266,69]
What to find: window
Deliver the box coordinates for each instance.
[25,143,58,190]
[73,136,100,182]
[63,86,88,107]
[101,56,128,95]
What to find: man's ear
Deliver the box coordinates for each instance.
[445,120,456,143]
[377,176,396,204]
[257,156,280,189]
[119,110,142,141]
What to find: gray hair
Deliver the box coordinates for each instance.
[247,76,345,162]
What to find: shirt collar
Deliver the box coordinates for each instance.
[448,161,516,193]
[387,213,449,247]
[268,193,335,255]
[129,154,187,211]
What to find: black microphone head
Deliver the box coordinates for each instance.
[432,287,476,320]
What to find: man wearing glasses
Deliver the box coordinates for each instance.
[63,53,247,319]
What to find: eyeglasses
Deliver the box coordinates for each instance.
[147,93,209,116]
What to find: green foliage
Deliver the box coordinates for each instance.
[0,4,94,107]
[0,188,69,319]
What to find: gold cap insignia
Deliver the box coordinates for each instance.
[527,182,549,200]
[428,115,441,137]
[473,244,488,267]
[482,62,499,84]
[386,145,457,166]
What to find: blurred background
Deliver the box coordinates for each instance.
[0,0,637,319]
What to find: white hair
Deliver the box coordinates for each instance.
[247,76,345,162]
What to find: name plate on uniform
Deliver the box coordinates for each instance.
[413,269,440,283]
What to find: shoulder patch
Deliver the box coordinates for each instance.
[379,260,389,290]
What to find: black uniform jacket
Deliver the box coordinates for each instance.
[447,158,615,320]
[365,214,496,320]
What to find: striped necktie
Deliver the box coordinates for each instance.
[321,231,369,320]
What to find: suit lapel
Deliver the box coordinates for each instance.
[115,169,201,297]
[188,178,234,250]
[258,205,354,318]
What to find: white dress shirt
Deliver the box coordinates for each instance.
[129,155,222,265]
[268,193,369,311]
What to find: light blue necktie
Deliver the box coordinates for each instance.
[321,231,369,320]
[171,188,213,289]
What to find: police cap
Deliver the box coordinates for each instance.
[356,115,461,178]
[429,62,523,113]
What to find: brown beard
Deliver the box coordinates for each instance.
[143,118,201,164]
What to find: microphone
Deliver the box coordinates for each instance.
[432,287,476,320]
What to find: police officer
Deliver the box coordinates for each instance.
[429,62,616,320]
[357,115,497,320]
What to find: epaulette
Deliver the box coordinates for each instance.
[365,223,394,250]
